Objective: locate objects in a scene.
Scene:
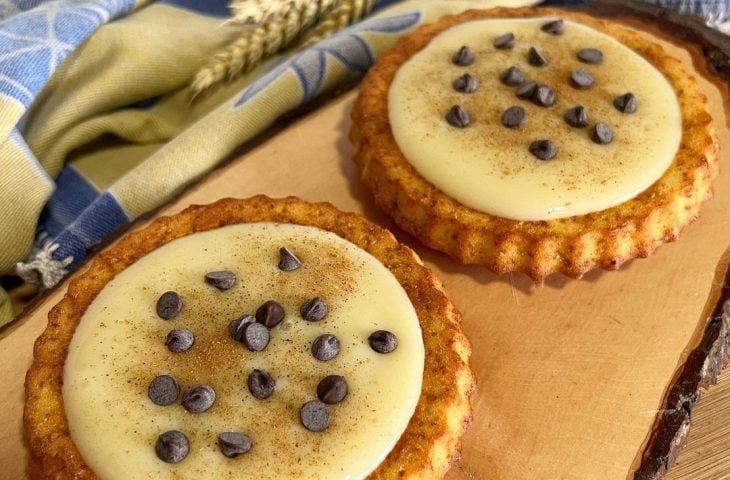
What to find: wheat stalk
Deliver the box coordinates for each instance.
[192,0,340,95]
[230,0,289,24]
[298,0,376,48]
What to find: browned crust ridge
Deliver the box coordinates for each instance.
[350,6,718,281]
[24,196,475,479]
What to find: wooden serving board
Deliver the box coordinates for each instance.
[2,4,730,480]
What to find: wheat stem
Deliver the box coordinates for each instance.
[299,0,376,48]
[192,0,341,95]
[230,0,300,25]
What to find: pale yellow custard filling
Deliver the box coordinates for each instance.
[63,223,424,480]
[388,18,682,220]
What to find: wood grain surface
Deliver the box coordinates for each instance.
[1,19,730,480]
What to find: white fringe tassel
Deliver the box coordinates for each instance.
[15,233,73,289]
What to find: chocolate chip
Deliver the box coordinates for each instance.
[532,84,556,107]
[570,69,594,89]
[529,140,558,160]
[453,73,479,93]
[229,314,255,341]
[247,369,276,399]
[181,385,216,413]
[218,432,252,458]
[501,106,526,128]
[312,334,340,361]
[317,375,348,404]
[516,82,537,99]
[255,300,285,328]
[278,246,302,271]
[528,46,548,66]
[493,32,514,49]
[300,297,328,322]
[368,330,398,354]
[156,291,182,320]
[500,66,524,86]
[148,375,180,406]
[452,46,474,66]
[155,431,189,463]
[614,92,637,113]
[577,48,603,64]
[446,105,470,128]
[592,122,613,144]
[205,270,236,291]
[165,328,194,353]
[564,106,589,128]
[541,19,564,35]
[300,400,331,432]
[242,322,269,352]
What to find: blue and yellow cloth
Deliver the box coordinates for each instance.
[0,0,727,326]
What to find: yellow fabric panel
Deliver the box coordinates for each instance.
[71,143,161,190]
[110,70,303,218]
[0,137,53,324]
[40,55,281,189]
[23,3,240,179]
[0,288,13,326]
[0,137,54,272]
[0,99,24,146]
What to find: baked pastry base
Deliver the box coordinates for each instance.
[350,6,718,281]
[24,196,474,479]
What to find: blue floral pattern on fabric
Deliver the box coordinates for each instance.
[234,10,422,107]
[0,0,135,108]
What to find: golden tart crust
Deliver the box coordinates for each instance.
[350,7,718,280]
[24,196,474,479]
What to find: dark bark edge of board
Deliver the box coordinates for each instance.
[557,1,730,478]
[632,258,730,480]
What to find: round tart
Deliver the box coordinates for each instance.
[350,7,718,280]
[24,196,474,479]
